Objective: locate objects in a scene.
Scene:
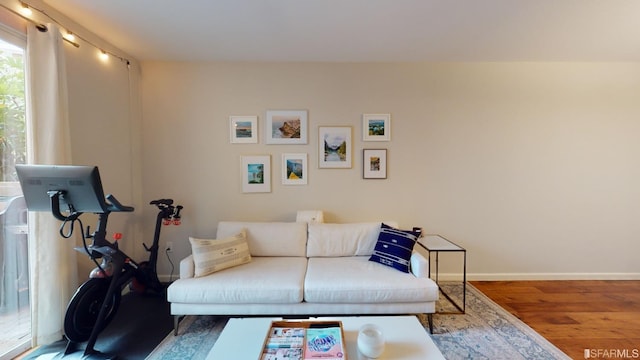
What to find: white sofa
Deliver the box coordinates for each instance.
[167,221,439,334]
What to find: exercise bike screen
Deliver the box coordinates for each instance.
[16,164,109,214]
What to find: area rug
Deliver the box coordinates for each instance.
[146,284,570,360]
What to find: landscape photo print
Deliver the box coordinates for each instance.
[266,110,308,144]
[319,126,352,168]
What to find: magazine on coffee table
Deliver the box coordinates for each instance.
[260,320,347,360]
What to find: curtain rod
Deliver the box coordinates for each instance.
[0,3,79,47]
[1,2,132,65]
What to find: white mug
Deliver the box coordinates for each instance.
[357,323,385,358]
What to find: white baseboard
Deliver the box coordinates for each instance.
[428,272,640,281]
[159,274,178,283]
[158,272,640,283]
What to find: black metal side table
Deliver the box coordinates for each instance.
[417,234,466,314]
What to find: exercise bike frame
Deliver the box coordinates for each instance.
[48,191,182,357]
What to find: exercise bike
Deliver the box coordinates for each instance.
[62,197,182,356]
[15,164,182,358]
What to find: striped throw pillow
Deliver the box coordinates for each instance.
[369,223,420,273]
[189,230,251,277]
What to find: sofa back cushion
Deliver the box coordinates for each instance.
[216,221,308,257]
[307,221,398,257]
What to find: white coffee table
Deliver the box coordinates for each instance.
[207,315,445,359]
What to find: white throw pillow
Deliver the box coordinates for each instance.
[189,230,251,277]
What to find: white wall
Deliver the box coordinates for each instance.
[64,42,142,275]
[140,61,640,280]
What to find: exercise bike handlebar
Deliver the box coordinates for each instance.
[105,194,134,213]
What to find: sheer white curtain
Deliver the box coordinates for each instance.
[26,23,78,345]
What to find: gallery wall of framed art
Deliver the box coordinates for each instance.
[230,110,392,193]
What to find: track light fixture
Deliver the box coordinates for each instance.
[20,2,32,16]
[63,31,80,48]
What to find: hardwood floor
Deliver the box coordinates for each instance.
[472,280,640,360]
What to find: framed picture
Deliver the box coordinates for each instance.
[266,110,308,144]
[319,126,352,168]
[241,155,271,193]
[282,153,308,185]
[362,114,391,141]
[230,116,258,143]
[363,149,387,179]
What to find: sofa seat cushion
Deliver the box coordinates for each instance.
[304,257,438,304]
[168,257,307,304]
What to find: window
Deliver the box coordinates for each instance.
[0,28,29,359]
[0,38,26,179]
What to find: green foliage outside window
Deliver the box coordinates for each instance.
[0,50,26,181]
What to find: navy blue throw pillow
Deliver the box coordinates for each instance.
[369,223,420,273]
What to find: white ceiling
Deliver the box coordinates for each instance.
[41,0,640,62]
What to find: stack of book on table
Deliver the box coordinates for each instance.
[261,320,347,360]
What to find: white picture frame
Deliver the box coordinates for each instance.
[282,153,308,185]
[230,115,258,143]
[362,114,391,141]
[265,110,308,144]
[319,126,352,168]
[241,155,271,193]
[363,149,387,179]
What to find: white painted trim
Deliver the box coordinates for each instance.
[0,20,27,45]
[1,339,31,360]
[159,274,178,283]
[158,272,640,283]
[441,272,640,281]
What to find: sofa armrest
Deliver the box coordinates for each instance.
[410,251,429,278]
[179,254,195,279]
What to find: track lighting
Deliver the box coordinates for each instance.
[20,2,32,16]
[2,2,130,66]
[62,31,79,47]
[64,31,75,42]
